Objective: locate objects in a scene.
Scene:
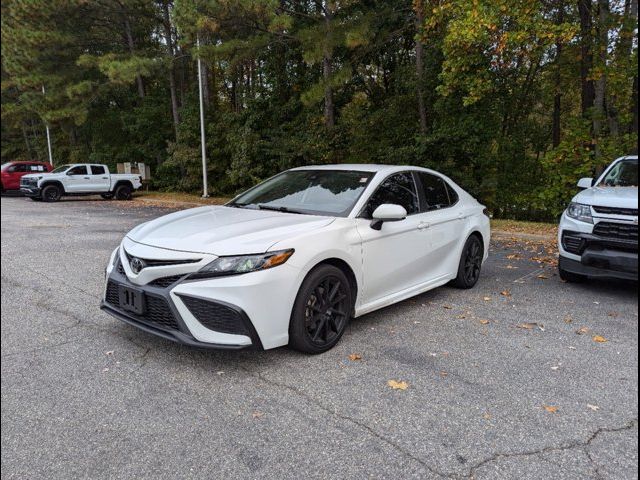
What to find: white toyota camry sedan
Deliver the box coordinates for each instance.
[101,165,490,353]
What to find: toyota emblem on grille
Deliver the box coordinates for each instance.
[129,257,146,274]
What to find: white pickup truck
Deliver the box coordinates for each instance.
[20,163,143,202]
[558,155,638,282]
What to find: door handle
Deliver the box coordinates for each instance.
[102,177,108,180]
[84,177,90,179]
[418,222,430,230]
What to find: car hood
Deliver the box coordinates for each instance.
[126,205,335,255]
[573,186,638,209]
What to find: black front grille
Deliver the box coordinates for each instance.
[20,178,37,187]
[148,275,185,288]
[116,259,125,275]
[562,232,585,255]
[178,295,249,336]
[593,222,638,241]
[105,280,180,331]
[593,206,638,216]
[123,250,201,268]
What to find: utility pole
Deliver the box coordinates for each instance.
[196,35,209,198]
[42,85,53,166]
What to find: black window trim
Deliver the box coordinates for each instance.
[357,170,422,219]
[416,171,460,213]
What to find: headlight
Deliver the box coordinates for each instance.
[189,249,294,280]
[566,202,593,224]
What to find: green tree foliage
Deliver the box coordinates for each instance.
[2,0,637,220]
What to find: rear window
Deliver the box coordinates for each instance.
[91,165,106,175]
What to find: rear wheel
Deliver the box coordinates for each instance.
[42,184,62,202]
[289,265,353,354]
[114,184,132,200]
[452,235,483,289]
[559,266,586,283]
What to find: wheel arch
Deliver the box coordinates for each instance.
[40,180,65,193]
[112,180,134,192]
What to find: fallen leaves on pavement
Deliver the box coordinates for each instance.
[348,354,362,361]
[592,335,608,343]
[576,327,591,335]
[543,405,559,414]
[500,290,512,297]
[518,322,545,331]
[387,380,409,390]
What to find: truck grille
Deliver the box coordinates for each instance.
[593,222,638,242]
[178,295,249,336]
[592,206,638,216]
[105,280,180,331]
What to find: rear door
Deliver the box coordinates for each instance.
[5,163,28,189]
[416,172,464,278]
[87,165,111,192]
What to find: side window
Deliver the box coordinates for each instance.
[362,172,419,218]
[446,183,459,205]
[10,164,28,173]
[68,165,88,175]
[419,173,452,211]
[29,165,45,172]
[91,165,106,175]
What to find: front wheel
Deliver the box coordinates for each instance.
[452,235,484,289]
[289,265,353,354]
[41,185,62,202]
[559,266,586,283]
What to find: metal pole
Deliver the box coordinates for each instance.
[42,85,54,166]
[196,35,209,198]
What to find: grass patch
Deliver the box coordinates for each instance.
[491,218,557,237]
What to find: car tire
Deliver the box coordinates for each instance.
[114,184,132,200]
[101,193,114,200]
[559,266,586,283]
[41,185,62,202]
[289,264,353,354]
[452,234,483,289]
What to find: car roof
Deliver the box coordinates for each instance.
[290,164,429,174]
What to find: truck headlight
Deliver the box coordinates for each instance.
[566,202,593,224]
[189,249,294,280]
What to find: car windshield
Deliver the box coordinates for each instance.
[229,170,375,217]
[50,164,72,174]
[599,159,638,187]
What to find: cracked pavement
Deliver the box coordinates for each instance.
[1,196,637,479]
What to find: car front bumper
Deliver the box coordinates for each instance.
[558,212,638,281]
[101,240,301,350]
[20,186,41,197]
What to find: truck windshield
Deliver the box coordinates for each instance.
[228,170,374,217]
[599,159,638,187]
[50,165,72,174]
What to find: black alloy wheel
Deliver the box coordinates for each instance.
[290,265,352,354]
[42,185,62,202]
[453,235,483,289]
[115,184,132,200]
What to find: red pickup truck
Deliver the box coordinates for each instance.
[1,161,53,193]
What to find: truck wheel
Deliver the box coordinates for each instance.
[42,185,62,202]
[114,184,132,200]
[559,266,586,283]
[101,193,114,200]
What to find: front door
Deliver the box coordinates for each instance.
[64,165,90,192]
[356,172,427,304]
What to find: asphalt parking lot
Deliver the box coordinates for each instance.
[1,195,637,480]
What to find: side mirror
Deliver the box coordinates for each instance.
[370,204,407,230]
[577,178,594,189]
[66,171,74,176]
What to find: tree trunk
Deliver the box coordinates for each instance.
[552,1,565,147]
[593,0,609,158]
[578,0,595,118]
[322,1,335,129]
[415,1,428,136]
[162,1,180,138]
[124,16,145,99]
